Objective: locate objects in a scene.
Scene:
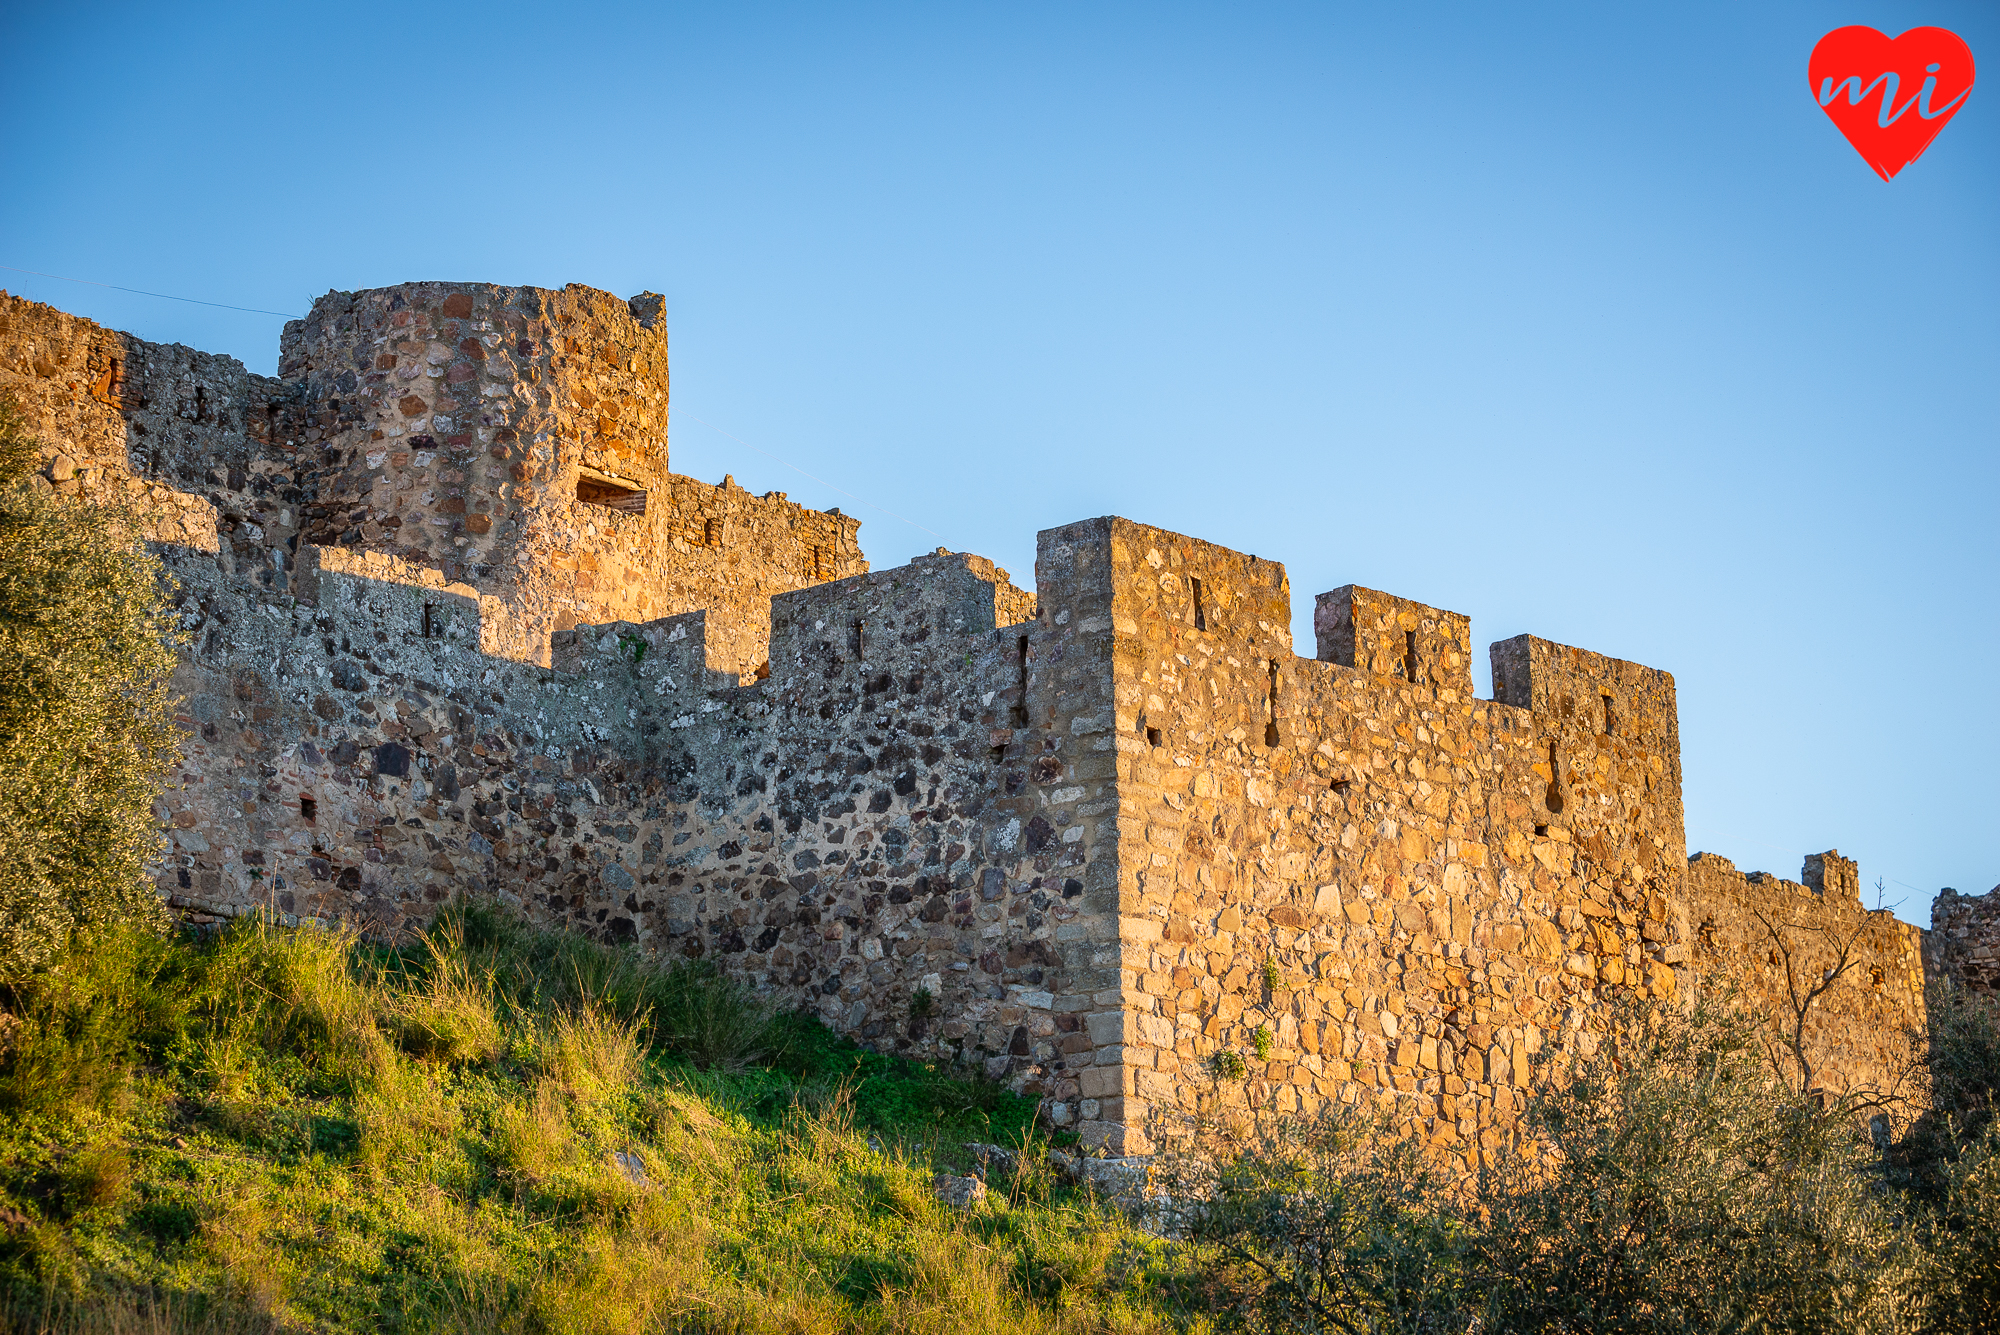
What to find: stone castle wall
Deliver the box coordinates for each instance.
[0,284,1964,1160]
[1683,851,1927,1097]
[1929,885,2000,995]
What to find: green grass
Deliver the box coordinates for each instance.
[0,908,1213,1334]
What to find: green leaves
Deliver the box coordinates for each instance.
[0,396,183,979]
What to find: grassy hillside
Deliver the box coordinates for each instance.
[0,908,1213,1334]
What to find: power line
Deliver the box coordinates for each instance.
[679,412,948,544]
[0,264,302,318]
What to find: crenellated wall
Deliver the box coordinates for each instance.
[0,285,1967,1164]
[1101,520,1697,1158]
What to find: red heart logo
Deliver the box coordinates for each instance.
[1810,26,1976,179]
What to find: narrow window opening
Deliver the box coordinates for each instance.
[300,797,317,824]
[704,516,722,546]
[1404,630,1419,684]
[1009,635,1029,727]
[193,385,207,422]
[577,472,648,514]
[1190,577,1206,631]
[1146,727,1162,747]
[422,603,443,638]
[990,744,1007,762]
[851,620,865,660]
[1602,693,1617,736]
[1264,659,1281,747]
[1543,741,1565,814]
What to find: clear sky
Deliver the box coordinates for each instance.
[2,2,1993,926]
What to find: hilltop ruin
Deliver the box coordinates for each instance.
[3,280,1989,1161]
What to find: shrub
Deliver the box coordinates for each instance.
[1902,980,2000,1334]
[1170,1107,1474,1334]
[0,923,180,1116]
[0,397,183,979]
[1180,995,1947,1334]
[1479,996,1932,1335]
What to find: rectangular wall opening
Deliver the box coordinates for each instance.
[422,603,443,638]
[1404,630,1419,683]
[1190,577,1207,631]
[1009,635,1030,726]
[1265,659,1282,746]
[577,472,648,514]
[300,797,317,824]
[1602,693,1617,737]
[704,516,723,546]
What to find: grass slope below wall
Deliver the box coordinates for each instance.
[0,908,1211,1334]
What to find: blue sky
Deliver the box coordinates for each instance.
[2,2,1993,924]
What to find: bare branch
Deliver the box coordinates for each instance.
[1751,908,1872,1101]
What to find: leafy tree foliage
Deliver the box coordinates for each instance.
[1180,993,2000,1335]
[0,397,181,978]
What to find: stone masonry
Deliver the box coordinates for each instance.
[0,281,1977,1160]
[1929,885,2000,995]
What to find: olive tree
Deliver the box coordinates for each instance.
[0,396,182,977]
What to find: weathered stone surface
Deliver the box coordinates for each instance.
[0,284,1964,1171]
[1929,884,2000,995]
[932,1174,987,1208]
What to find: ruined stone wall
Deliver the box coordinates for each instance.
[134,505,1947,1158]
[152,536,651,935]
[275,282,866,670]
[0,287,1958,1161]
[152,516,1128,1115]
[1684,852,1927,1100]
[609,541,1118,1101]
[0,291,245,551]
[1930,884,2000,995]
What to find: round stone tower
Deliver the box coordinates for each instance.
[272,280,864,671]
[278,281,672,652]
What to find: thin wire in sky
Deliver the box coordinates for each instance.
[0,264,302,318]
